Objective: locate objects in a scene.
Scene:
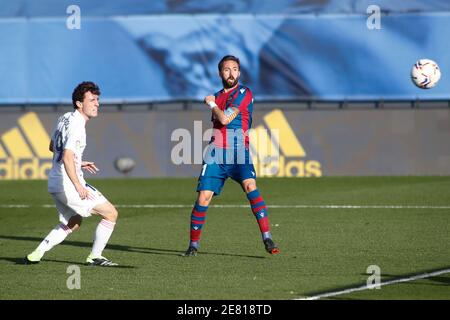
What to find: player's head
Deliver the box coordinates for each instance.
[72,81,101,119]
[218,55,240,89]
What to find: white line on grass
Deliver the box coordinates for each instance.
[0,205,30,208]
[296,268,450,300]
[2,204,450,209]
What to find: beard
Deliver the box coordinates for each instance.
[222,76,239,89]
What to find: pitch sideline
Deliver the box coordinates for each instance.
[296,267,450,300]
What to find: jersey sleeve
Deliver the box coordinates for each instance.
[64,122,82,153]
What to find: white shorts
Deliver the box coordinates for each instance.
[51,183,108,225]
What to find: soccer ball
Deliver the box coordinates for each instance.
[114,157,136,174]
[411,59,441,89]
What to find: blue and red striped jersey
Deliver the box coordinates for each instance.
[211,84,254,149]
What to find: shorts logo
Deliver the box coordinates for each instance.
[0,112,53,180]
[250,109,322,177]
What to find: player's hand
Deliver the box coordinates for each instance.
[204,95,216,105]
[81,161,99,174]
[75,183,92,200]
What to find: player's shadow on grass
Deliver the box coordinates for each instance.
[0,235,266,260]
[0,256,135,268]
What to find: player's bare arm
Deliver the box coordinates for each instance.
[204,95,240,125]
[62,149,91,200]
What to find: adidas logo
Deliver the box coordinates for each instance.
[0,112,53,180]
[249,109,322,177]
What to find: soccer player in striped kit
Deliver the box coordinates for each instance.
[184,55,279,256]
[24,82,119,266]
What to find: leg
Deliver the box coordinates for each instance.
[184,190,214,256]
[86,201,119,265]
[242,178,279,254]
[242,178,270,236]
[24,197,81,264]
[192,190,214,237]
[197,190,214,207]
[184,160,227,256]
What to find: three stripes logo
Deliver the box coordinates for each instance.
[0,112,52,180]
[250,109,322,177]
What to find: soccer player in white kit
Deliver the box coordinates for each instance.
[25,81,119,266]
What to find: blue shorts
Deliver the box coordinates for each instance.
[197,146,256,196]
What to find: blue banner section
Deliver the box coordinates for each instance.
[0,10,449,103]
[1,0,449,16]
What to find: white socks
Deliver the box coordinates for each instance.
[91,219,116,257]
[36,223,72,254]
[33,219,116,259]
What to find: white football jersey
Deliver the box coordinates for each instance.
[48,110,87,193]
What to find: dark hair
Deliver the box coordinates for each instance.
[218,55,240,72]
[72,81,100,109]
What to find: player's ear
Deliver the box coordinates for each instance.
[75,101,83,109]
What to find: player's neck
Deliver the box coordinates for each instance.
[223,83,239,93]
[75,109,89,122]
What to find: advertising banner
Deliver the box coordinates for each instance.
[1,108,449,179]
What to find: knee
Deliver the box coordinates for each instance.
[197,192,213,206]
[107,206,119,223]
[93,202,119,223]
[101,204,118,223]
[244,182,257,194]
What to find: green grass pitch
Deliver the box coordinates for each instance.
[0,177,449,300]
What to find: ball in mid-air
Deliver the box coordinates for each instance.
[411,59,441,89]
